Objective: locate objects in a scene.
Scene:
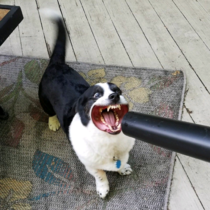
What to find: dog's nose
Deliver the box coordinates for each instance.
[109,93,120,103]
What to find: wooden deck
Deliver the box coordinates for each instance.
[1,0,210,209]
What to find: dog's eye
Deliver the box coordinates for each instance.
[93,92,101,98]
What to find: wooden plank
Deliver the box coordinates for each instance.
[126,0,210,127]
[36,0,76,62]
[177,108,210,209]
[178,154,210,209]
[15,0,48,58]
[58,0,104,64]
[197,0,210,14]
[80,0,132,66]
[182,106,193,123]
[169,157,204,210]
[173,0,210,51]
[169,109,205,210]
[149,0,210,92]
[0,0,22,56]
[0,26,22,56]
[102,0,161,68]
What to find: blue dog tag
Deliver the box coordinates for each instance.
[116,160,121,169]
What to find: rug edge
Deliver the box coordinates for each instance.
[0,54,184,73]
[163,70,187,210]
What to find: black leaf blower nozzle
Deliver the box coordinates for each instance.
[122,112,210,162]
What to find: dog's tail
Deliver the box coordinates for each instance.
[40,9,66,64]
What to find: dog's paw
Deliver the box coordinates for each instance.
[48,115,60,131]
[96,182,110,199]
[118,164,133,176]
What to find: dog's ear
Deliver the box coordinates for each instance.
[75,96,90,126]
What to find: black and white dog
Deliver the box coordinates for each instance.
[39,10,135,198]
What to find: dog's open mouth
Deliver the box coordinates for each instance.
[91,104,128,134]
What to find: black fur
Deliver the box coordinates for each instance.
[39,17,90,134]
[0,106,8,120]
[50,18,66,64]
[108,82,122,95]
[75,85,104,126]
[38,16,122,135]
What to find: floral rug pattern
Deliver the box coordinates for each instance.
[0,55,185,210]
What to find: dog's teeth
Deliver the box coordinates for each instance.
[114,111,119,120]
[112,105,121,110]
[107,105,121,111]
[114,111,119,126]
[101,116,109,126]
[101,116,107,124]
[108,124,120,132]
[108,125,115,132]
[100,108,103,113]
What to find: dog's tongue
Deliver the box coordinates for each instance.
[102,111,115,125]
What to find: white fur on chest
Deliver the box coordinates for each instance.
[69,113,135,170]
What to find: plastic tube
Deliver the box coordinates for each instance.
[122,112,210,162]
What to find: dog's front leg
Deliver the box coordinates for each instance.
[117,152,133,175]
[85,166,109,199]
[118,163,133,175]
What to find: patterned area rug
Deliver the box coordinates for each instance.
[0,55,185,210]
